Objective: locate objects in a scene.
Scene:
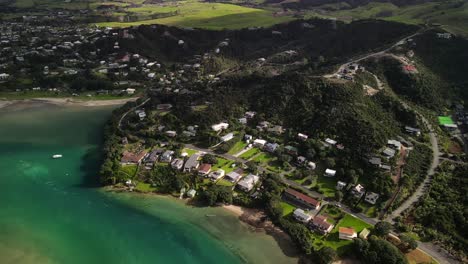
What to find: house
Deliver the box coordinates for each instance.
[237,174,260,192]
[293,208,313,223]
[351,184,365,198]
[387,139,402,150]
[264,142,279,153]
[325,138,337,146]
[368,157,382,166]
[144,149,162,166]
[245,111,256,119]
[160,150,175,163]
[359,228,371,239]
[283,188,321,210]
[184,154,200,172]
[336,181,347,190]
[339,227,357,240]
[0,73,10,80]
[297,156,307,165]
[156,104,172,111]
[121,150,147,165]
[198,163,212,176]
[186,189,197,198]
[221,133,234,142]
[382,147,396,158]
[137,111,146,120]
[312,215,334,234]
[225,170,242,183]
[380,164,391,171]
[238,117,247,124]
[324,169,336,177]
[307,162,316,170]
[268,125,284,135]
[169,158,183,170]
[285,145,298,156]
[256,121,270,131]
[297,133,308,141]
[364,192,379,204]
[253,139,267,148]
[244,134,253,141]
[211,122,229,132]
[405,126,421,136]
[125,88,135,94]
[437,33,452,39]
[209,169,225,181]
[165,131,177,137]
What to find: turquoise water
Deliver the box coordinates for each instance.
[0,103,297,264]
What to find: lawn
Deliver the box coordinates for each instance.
[239,147,261,160]
[119,164,138,178]
[135,182,155,193]
[212,157,235,173]
[227,141,248,155]
[322,214,372,254]
[280,201,296,216]
[217,179,234,187]
[182,148,198,156]
[95,1,294,30]
[406,248,437,264]
[315,175,337,198]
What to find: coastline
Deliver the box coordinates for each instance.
[103,186,301,261]
[0,97,138,110]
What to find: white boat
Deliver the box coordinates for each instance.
[52,154,63,159]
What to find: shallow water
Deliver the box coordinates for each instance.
[0,103,297,264]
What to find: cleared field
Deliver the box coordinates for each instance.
[95,1,293,30]
[307,1,468,37]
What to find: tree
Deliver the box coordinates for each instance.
[335,190,343,202]
[318,246,337,264]
[353,237,408,264]
[374,221,393,237]
[202,154,217,164]
[399,234,418,252]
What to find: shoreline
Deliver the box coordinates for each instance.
[103,186,302,261]
[0,97,139,109]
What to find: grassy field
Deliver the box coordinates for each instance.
[95,1,293,30]
[239,147,261,160]
[227,141,248,155]
[315,175,336,198]
[280,201,295,216]
[212,156,236,173]
[182,148,198,156]
[119,164,138,178]
[307,1,468,37]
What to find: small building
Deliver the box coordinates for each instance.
[211,122,229,132]
[369,157,382,166]
[359,228,370,240]
[264,143,279,153]
[352,184,365,198]
[283,188,321,210]
[186,189,197,198]
[297,156,307,165]
[244,134,253,141]
[245,111,256,119]
[121,150,147,165]
[171,158,184,170]
[382,148,396,158]
[160,150,175,163]
[209,169,225,181]
[312,215,334,234]
[307,162,316,170]
[336,181,347,190]
[325,138,337,146]
[324,169,336,177]
[268,125,284,135]
[339,227,357,240]
[238,117,247,124]
[387,139,402,150]
[184,154,200,172]
[285,145,298,156]
[293,208,313,223]
[165,131,177,137]
[253,139,267,148]
[125,88,136,95]
[237,174,260,192]
[297,133,308,141]
[221,133,234,142]
[144,149,162,166]
[225,170,242,183]
[156,104,173,111]
[198,163,212,176]
[405,126,421,136]
[364,192,380,205]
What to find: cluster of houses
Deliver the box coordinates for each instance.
[284,188,370,240]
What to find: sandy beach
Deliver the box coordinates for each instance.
[0,97,138,110]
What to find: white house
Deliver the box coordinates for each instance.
[187,189,197,198]
[236,174,259,192]
[352,184,365,198]
[221,133,234,142]
[324,169,336,177]
[307,162,316,170]
[293,208,313,223]
[126,88,135,95]
[298,133,308,141]
[0,73,10,80]
[325,138,337,145]
[336,181,347,190]
[211,122,229,132]
[253,139,267,148]
[209,169,225,181]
